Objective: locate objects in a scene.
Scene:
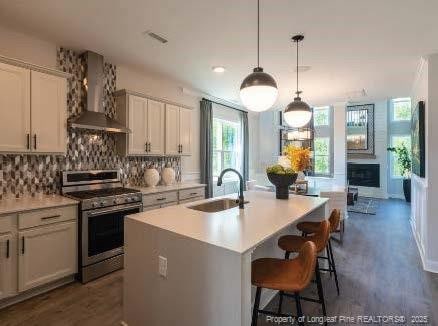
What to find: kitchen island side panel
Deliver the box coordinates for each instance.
[124,217,243,326]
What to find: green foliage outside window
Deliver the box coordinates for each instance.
[393,99,411,121]
[314,137,329,175]
[212,119,240,177]
[313,107,330,126]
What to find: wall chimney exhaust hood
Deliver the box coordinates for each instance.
[69,51,130,133]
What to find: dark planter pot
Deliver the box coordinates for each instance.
[267,172,298,199]
[403,178,411,203]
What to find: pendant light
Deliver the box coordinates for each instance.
[284,35,312,127]
[240,0,278,112]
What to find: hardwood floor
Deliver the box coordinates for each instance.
[0,198,437,325]
[259,198,438,325]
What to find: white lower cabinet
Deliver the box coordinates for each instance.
[18,221,77,292]
[141,187,206,210]
[0,233,17,300]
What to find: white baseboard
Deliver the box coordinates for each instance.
[0,275,75,309]
[388,193,405,200]
[410,218,438,273]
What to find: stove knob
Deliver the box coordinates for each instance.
[125,197,131,203]
[92,202,98,208]
[113,199,118,205]
[100,201,105,207]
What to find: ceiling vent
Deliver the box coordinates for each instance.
[143,31,168,44]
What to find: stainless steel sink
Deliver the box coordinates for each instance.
[188,198,249,213]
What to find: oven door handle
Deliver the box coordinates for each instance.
[86,204,142,217]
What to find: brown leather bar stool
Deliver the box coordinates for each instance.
[297,209,341,295]
[251,241,317,326]
[277,220,330,324]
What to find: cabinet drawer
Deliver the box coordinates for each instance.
[179,187,205,201]
[0,214,17,233]
[179,196,205,205]
[18,205,77,230]
[143,191,178,207]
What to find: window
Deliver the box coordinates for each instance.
[313,106,330,126]
[392,98,411,121]
[312,106,333,177]
[314,137,330,175]
[391,135,411,178]
[212,118,242,178]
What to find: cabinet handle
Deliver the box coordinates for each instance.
[26,133,30,150]
[33,134,37,150]
[156,197,166,201]
[180,144,183,153]
[148,142,151,152]
[41,214,61,221]
[145,142,147,152]
[6,239,10,259]
[22,237,25,255]
[190,192,198,196]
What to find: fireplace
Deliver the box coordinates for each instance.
[347,163,380,188]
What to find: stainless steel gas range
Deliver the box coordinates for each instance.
[61,170,142,283]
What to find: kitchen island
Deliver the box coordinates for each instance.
[123,190,328,326]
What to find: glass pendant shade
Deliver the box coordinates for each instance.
[284,96,312,127]
[240,67,278,112]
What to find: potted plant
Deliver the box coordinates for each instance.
[387,143,412,202]
[266,165,298,199]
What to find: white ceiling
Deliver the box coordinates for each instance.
[1,0,437,108]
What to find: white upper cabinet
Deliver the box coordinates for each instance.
[165,104,180,155]
[0,63,31,152]
[31,71,67,154]
[116,92,166,156]
[147,99,165,155]
[0,59,68,154]
[115,90,192,157]
[128,95,148,155]
[179,107,192,156]
[165,105,192,156]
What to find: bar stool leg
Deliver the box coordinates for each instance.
[285,251,290,259]
[328,239,340,295]
[251,287,261,326]
[277,291,284,314]
[294,292,304,326]
[315,260,327,322]
[326,246,333,277]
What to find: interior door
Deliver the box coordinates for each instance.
[18,221,77,292]
[0,62,30,153]
[147,99,165,155]
[179,107,192,155]
[128,95,148,155]
[165,104,180,155]
[31,71,66,153]
[0,233,17,300]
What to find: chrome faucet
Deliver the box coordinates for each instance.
[217,168,245,209]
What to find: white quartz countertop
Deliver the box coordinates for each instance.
[127,190,328,254]
[0,194,79,215]
[132,183,206,195]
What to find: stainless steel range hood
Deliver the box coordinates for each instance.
[69,51,130,133]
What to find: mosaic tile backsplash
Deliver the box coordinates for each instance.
[0,48,181,198]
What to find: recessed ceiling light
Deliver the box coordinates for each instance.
[212,66,226,73]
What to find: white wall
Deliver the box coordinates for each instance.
[348,100,388,198]
[411,55,438,273]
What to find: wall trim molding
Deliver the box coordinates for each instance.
[0,54,71,78]
[410,218,438,273]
